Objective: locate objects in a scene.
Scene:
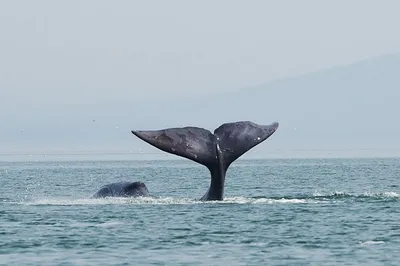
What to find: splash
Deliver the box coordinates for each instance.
[17,196,310,206]
[9,190,399,206]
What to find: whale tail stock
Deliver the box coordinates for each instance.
[131,121,279,200]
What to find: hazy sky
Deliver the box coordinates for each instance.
[1,0,400,106]
[1,1,400,158]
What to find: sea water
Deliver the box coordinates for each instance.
[1,158,400,265]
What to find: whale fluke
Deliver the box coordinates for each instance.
[132,126,216,166]
[214,121,279,170]
[132,121,279,201]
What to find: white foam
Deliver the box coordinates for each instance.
[312,191,400,198]
[95,221,125,228]
[223,197,307,204]
[381,191,400,197]
[14,191,399,206]
[359,240,385,246]
[18,196,311,206]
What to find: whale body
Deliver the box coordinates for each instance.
[90,181,150,198]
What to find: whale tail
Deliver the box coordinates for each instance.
[132,121,279,170]
[131,121,279,200]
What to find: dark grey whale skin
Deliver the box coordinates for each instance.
[132,121,279,201]
[90,181,150,198]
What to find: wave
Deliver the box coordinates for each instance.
[359,240,386,246]
[311,191,400,200]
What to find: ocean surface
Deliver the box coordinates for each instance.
[1,157,400,265]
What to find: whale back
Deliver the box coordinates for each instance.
[91,186,112,198]
[122,181,150,197]
[91,182,150,198]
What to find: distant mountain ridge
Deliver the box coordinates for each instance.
[2,53,399,157]
[154,53,400,153]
